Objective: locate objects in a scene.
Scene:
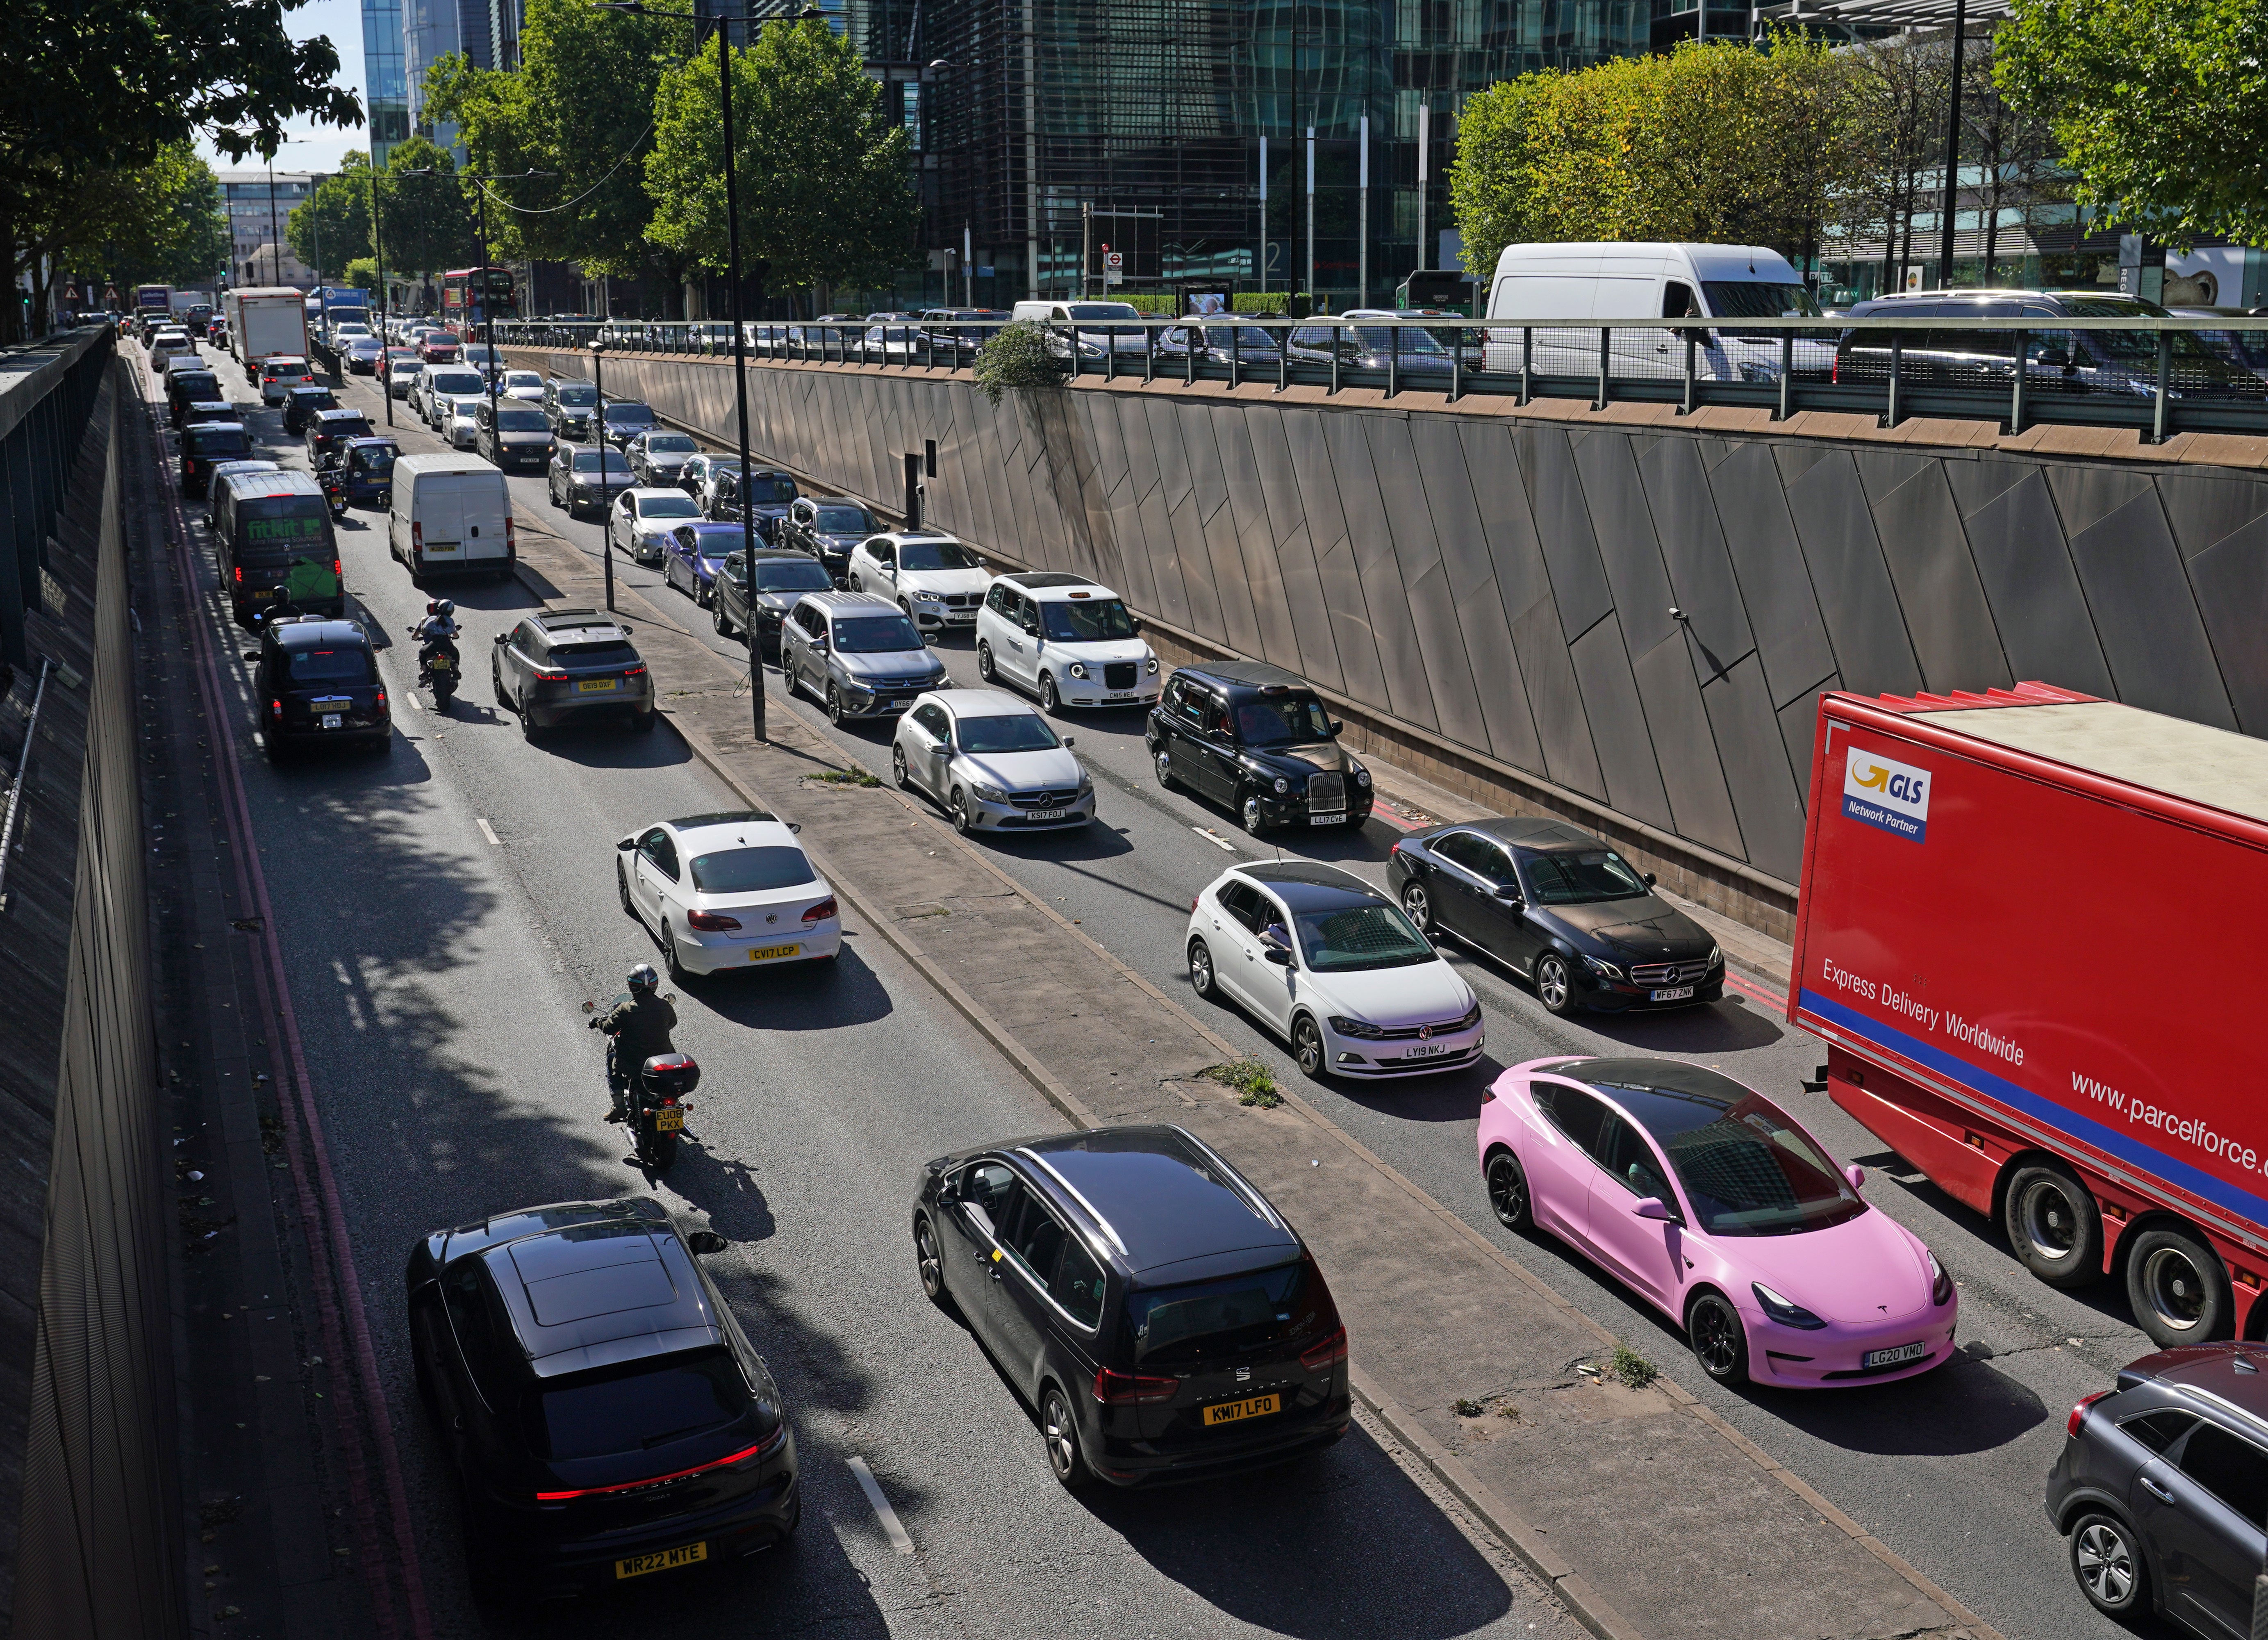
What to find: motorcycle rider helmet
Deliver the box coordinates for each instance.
[434,598,455,620]
[628,963,660,993]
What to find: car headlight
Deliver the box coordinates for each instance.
[1584,956,1624,980]
[1354,765,1372,788]
[1752,1282,1828,1330]
[1145,656,1160,675]
[1708,945,1722,968]
[1077,340,1104,358]
[1327,1015,1390,1040]
[1457,1001,1483,1031]
[1928,1250,1954,1306]
[1067,661,1088,680]
[913,590,944,604]
[1272,776,1290,794]
[972,781,1008,804]
[1077,769,1093,793]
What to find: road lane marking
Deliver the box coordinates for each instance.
[1723,969,1782,1007]
[1192,826,1237,853]
[476,817,500,846]
[844,1456,913,1553]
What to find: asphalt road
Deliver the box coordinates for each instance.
[323,359,2177,1640]
[175,350,1583,1639]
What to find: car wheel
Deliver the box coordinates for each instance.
[631,708,656,733]
[1485,1148,1532,1230]
[2126,1224,2231,1346]
[1040,1384,1092,1491]
[1040,672,1062,715]
[913,1213,959,1319]
[713,597,732,637]
[1686,1291,1749,1385]
[696,581,712,609]
[491,661,511,710]
[1401,880,1432,934]
[2004,1161,2104,1289]
[848,573,863,594]
[826,683,847,727]
[2069,1510,2148,1618]
[1154,747,1177,792]
[1532,952,1576,1016]
[1240,790,1268,836]
[519,697,543,742]
[949,789,974,835]
[892,744,910,788]
[976,641,996,683]
[1188,938,1218,1002]
[1292,1015,1327,1082]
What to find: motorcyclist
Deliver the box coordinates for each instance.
[254,584,304,626]
[410,598,460,685]
[589,963,676,1122]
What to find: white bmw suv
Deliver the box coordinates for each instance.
[975,571,1160,714]
[846,530,989,635]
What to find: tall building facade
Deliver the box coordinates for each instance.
[219,173,322,289]
[403,0,525,155]
[363,0,411,167]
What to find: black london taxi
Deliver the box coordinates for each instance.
[1146,660,1375,834]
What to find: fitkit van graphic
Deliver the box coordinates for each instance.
[1842,747,1931,843]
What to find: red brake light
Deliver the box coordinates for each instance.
[270,698,282,720]
[532,665,568,681]
[624,663,647,677]
[333,558,341,576]
[505,517,517,557]
[1094,1368,1178,1406]
[2068,1390,2113,1438]
[1300,1325,1349,1371]
[412,522,423,550]
[1480,1087,1496,1103]
[375,690,387,712]
[1190,896,1199,911]
[801,896,837,924]
[535,1423,786,1501]
[687,909,741,931]
[234,566,243,584]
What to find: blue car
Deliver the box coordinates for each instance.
[661,520,750,607]
[338,436,400,510]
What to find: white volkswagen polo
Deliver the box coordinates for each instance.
[614,809,841,979]
[1185,860,1483,1082]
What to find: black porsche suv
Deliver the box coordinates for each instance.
[1385,818,1722,1015]
[1146,661,1374,834]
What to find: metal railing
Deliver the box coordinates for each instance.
[489,313,2268,444]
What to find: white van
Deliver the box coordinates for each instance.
[1481,242,1832,385]
[389,453,515,583]
[1009,300,1151,359]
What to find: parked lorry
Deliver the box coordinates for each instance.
[134,285,172,324]
[1788,681,2268,1349]
[225,287,311,374]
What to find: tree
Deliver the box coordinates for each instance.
[379,137,473,288]
[1995,0,2268,247]
[16,142,227,328]
[289,153,374,282]
[1960,29,2065,283]
[1840,34,1951,292]
[645,14,917,308]
[344,257,378,291]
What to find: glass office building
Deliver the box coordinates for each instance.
[363,0,411,166]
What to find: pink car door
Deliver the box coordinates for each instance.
[1524,1081,1612,1251]
[1584,1109,1687,1312]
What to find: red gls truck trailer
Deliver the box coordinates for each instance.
[1788,682,2268,1349]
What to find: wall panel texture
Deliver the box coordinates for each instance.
[536,355,2268,891]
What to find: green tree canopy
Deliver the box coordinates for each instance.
[644,15,917,303]
[343,256,378,291]
[289,153,374,282]
[379,137,473,282]
[33,142,225,292]
[1995,0,2268,246]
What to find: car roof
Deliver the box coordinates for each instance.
[314,407,366,421]
[2122,1345,2268,1426]
[222,468,323,497]
[1002,570,1100,593]
[531,606,632,640]
[1025,580,1121,604]
[667,812,801,852]
[1445,816,1607,852]
[1017,1125,1299,1282]
[1230,859,1392,914]
[467,1209,722,1379]
[877,527,953,542]
[925,688,1035,716]
[626,486,692,501]
[1175,658,1317,693]
[796,589,894,614]
[272,619,369,651]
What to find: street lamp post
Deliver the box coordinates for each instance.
[591,339,614,612]
[370,153,393,427]
[462,171,554,441]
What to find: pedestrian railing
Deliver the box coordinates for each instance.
[491,314,2268,444]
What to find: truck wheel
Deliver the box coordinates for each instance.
[2125,1225,2230,1346]
[2004,1162,2103,1289]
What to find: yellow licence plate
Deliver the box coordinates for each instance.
[746,943,800,962]
[652,1109,685,1132]
[615,1542,706,1580]
[577,678,617,692]
[1202,1394,1280,1427]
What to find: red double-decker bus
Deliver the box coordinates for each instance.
[440,266,516,335]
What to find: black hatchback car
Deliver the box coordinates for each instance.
[282,383,340,435]
[253,616,390,759]
[1386,818,1721,1015]
[913,1125,1349,1490]
[2049,1342,2268,1637]
[1146,661,1374,834]
[406,1196,798,1598]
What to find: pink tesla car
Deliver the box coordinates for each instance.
[1476,1056,1956,1387]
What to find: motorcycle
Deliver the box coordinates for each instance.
[589,1002,698,1171]
[408,610,460,708]
[320,463,348,519]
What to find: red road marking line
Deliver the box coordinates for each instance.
[1723,968,1786,1008]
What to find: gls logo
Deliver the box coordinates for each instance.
[1841,746,1931,843]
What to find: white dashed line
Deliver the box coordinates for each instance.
[845,1456,913,1554]
[1192,826,1238,853]
[476,817,500,846]
[402,691,421,711]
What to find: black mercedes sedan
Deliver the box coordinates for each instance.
[1385,818,1721,1015]
[405,1196,798,1599]
[1145,661,1374,834]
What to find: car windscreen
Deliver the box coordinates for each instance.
[813,505,870,532]
[318,418,372,438]
[386,354,421,369]
[1702,280,1825,339]
[548,640,639,666]
[571,451,630,473]
[286,646,375,685]
[1233,694,1333,746]
[2052,299,2219,360]
[1291,901,1436,973]
[426,371,482,395]
[1520,849,1649,905]
[187,427,251,457]
[644,433,696,453]
[1198,325,1280,352]
[1593,1082,1865,1236]
[554,383,596,405]
[831,614,924,653]
[743,474,796,503]
[171,373,218,396]
[899,540,976,571]
[504,373,542,388]
[1067,303,1141,321]
[348,446,396,474]
[636,494,700,519]
[954,714,1060,754]
[687,845,817,894]
[235,497,330,560]
[492,407,547,430]
[269,364,313,379]
[521,1348,762,1462]
[603,402,655,423]
[1123,1260,1331,1369]
[1351,326,1447,354]
[753,559,833,592]
[1040,597,1135,642]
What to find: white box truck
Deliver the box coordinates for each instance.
[225,287,311,374]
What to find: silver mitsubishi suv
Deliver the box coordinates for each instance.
[778,590,948,727]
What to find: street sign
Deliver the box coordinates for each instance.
[1103,250,1124,287]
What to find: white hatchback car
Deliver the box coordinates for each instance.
[442,394,482,449]
[891,688,1095,834]
[500,369,546,402]
[614,809,842,979]
[1186,860,1483,1082]
[976,570,1160,713]
[609,487,704,564]
[846,530,989,635]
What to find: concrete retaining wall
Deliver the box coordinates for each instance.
[523,350,2268,937]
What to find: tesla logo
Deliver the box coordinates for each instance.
[1877,1305,1888,1312]
[1419,1025,1433,1040]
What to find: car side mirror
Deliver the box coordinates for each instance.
[685,1230,728,1256]
[2036,346,2070,368]
[1631,1197,1675,1222]
[1328,718,1344,736]
[1844,1164,1866,1191]
[1643,872,1658,887]
[1493,884,1522,901]
[495,631,509,644]
[1062,736,1076,748]
[1263,945,1293,966]
[616,835,636,851]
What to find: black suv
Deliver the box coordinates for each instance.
[405,1196,798,1597]
[1146,661,1374,834]
[253,616,390,759]
[2050,1342,2268,1637]
[165,367,221,427]
[1385,818,1722,1016]
[282,383,339,435]
[307,406,375,469]
[711,547,835,654]
[709,467,798,539]
[912,1125,1349,1490]
[542,376,598,441]
[778,495,876,581]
